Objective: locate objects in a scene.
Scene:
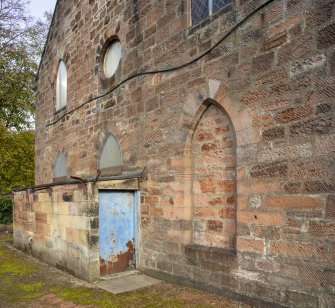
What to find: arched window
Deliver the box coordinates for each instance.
[99,134,122,174]
[56,60,67,110]
[54,152,67,181]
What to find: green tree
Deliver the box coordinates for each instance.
[0,125,35,193]
[0,0,51,130]
[0,0,51,196]
[0,0,50,221]
[0,194,12,224]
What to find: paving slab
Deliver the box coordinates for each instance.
[96,274,161,294]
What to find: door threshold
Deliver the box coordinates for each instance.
[97,273,161,294]
[100,270,140,280]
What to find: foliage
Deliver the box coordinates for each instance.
[0,0,51,130]
[0,124,35,193]
[0,1,50,222]
[0,1,51,192]
[0,45,37,131]
[0,195,12,224]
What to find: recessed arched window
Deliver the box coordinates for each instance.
[103,40,121,78]
[54,152,67,181]
[99,134,122,174]
[56,60,67,110]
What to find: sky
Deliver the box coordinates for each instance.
[28,0,57,20]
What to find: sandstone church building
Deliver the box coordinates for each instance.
[13,0,335,306]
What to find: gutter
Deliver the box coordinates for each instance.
[11,167,146,193]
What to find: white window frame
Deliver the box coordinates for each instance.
[208,0,214,15]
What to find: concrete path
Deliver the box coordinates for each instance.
[97,273,161,294]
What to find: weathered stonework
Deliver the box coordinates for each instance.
[13,0,335,306]
[13,183,98,281]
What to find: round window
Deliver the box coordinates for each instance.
[103,40,121,78]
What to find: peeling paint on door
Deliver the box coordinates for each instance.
[99,191,136,275]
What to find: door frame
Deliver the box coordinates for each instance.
[97,188,141,276]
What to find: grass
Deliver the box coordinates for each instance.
[0,258,38,275]
[0,234,240,307]
[53,287,118,307]
[50,285,190,307]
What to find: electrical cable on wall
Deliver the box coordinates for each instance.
[46,0,275,127]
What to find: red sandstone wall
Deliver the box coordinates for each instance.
[28,0,335,306]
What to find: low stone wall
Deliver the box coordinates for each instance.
[12,178,140,282]
[13,183,99,282]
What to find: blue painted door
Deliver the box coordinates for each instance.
[99,191,136,275]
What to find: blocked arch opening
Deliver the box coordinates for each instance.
[98,133,122,175]
[190,99,237,250]
[54,152,67,182]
